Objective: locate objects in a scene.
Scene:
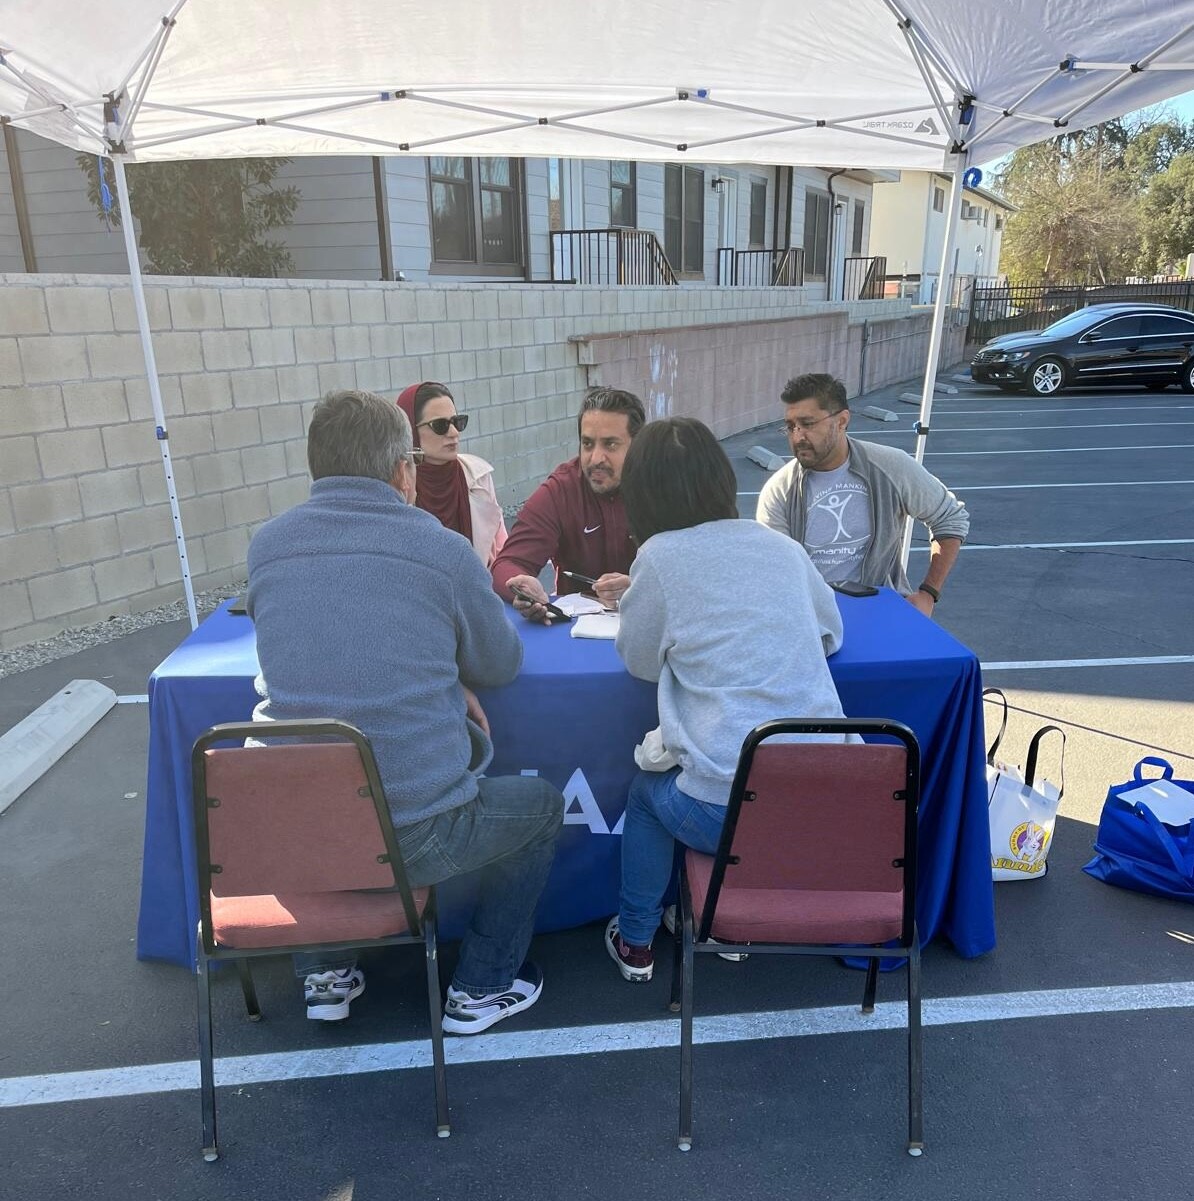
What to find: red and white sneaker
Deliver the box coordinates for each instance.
[605,916,654,982]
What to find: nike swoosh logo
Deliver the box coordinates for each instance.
[583,524,602,534]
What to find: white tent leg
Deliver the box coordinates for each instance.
[112,156,199,629]
[900,157,967,571]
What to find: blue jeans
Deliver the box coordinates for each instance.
[618,768,727,947]
[296,775,563,994]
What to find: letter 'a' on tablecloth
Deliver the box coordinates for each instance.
[137,589,994,969]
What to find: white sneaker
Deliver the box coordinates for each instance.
[442,962,543,1035]
[303,967,365,1021]
[662,905,749,962]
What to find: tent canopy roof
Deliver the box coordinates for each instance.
[3,0,1194,169]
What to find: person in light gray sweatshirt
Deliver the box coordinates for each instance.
[605,417,848,984]
[757,373,968,615]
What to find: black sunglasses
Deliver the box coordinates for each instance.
[418,413,469,436]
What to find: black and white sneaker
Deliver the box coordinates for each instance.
[442,962,544,1035]
[304,967,365,1021]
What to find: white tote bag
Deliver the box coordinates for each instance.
[984,688,1066,881]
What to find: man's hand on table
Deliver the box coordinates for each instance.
[906,590,936,618]
[593,572,631,609]
[506,574,559,624]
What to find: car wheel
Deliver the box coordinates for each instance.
[1028,357,1066,397]
[1144,381,1170,392]
[1182,361,1194,394]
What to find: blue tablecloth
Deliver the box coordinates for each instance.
[137,589,995,967]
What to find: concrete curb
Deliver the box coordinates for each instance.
[747,445,786,471]
[860,405,898,422]
[0,679,117,816]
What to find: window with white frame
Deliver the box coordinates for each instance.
[749,180,767,247]
[610,161,636,227]
[933,185,945,212]
[803,188,831,280]
[851,200,865,254]
[664,164,705,274]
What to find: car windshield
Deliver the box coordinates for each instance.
[1039,308,1120,337]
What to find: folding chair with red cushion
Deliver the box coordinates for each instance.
[668,718,922,1155]
[191,719,448,1161]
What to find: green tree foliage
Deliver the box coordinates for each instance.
[996,114,1194,284]
[77,156,300,277]
[1139,153,1194,273]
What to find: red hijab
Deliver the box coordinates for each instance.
[396,383,473,542]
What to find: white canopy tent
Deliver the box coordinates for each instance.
[4,0,1194,622]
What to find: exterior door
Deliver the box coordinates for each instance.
[1073,315,1145,383]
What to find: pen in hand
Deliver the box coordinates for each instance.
[560,570,598,588]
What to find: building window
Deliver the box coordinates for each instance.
[933,185,945,212]
[664,164,705,274]
[610,161,636,227]
[851,200,865,254]
[802,188,831,280]
[749,180,767,247]
[428,156,525,275]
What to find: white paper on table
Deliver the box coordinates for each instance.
[551,592,607,617]
[569,612,621,640]
[1119,779,1194,826]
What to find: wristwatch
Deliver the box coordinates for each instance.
[918,582,941,604]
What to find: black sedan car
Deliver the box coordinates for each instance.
[970,302,1194,396]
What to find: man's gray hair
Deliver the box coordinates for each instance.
[307,389,412,482]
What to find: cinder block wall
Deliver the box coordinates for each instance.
[0,273,915,650]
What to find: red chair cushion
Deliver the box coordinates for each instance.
[686,850,903,946]
[211,887,430,950]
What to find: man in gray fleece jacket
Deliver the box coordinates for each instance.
[247,390,562,1033]
[757,373,968,616]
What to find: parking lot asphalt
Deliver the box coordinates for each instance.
[2,368,1193,1201]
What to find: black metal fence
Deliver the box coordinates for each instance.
[549,228,677,285]
[842,255,887,301]
[716,246,805,287]
[969,279,1194,344]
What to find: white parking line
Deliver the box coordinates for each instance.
[984,655,1194,670]
[943,404,1194,416]
[909,538,1194,551]
[6,980,1194,1108]
[925,444,1193,456]
[958,479,1194,491]
[859,421,1194,436]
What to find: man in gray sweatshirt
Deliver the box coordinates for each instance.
[247,390,563,1033]
[756,373,969,616]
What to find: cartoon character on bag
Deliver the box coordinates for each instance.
[1011,820,1049,865]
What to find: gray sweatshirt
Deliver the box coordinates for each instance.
[756,437,969,593]
[615,519,845,805]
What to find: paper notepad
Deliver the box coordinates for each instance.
[569,612,621,640]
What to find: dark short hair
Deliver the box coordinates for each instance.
[307,389,412,482]
[620,417,738,545]
[781,373,848,414]
[411,380,453,425]
[576,385,646,439]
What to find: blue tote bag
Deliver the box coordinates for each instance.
[1083,757,1194,902]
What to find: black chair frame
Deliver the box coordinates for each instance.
[192,719,449,1161]
[668,718,923,1155]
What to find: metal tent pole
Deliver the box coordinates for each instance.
[900,155,967,571]
[111,155,199,629]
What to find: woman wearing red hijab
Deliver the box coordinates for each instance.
[396,381,508,567]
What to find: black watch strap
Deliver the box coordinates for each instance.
[918,582,941,604]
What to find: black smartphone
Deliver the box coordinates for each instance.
[510,587,569,621]
[830,581,879,597]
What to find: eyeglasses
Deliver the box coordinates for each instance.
[417,413,469,436]
[405,448,425,465]
[780,412,839,435]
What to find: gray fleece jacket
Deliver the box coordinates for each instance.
[247,476,522,827]
[616,519,845,806]
[756,437,969,594]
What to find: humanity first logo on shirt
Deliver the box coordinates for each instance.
[803,464,872,584]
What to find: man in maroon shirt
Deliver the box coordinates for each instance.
[491,386,645,623]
